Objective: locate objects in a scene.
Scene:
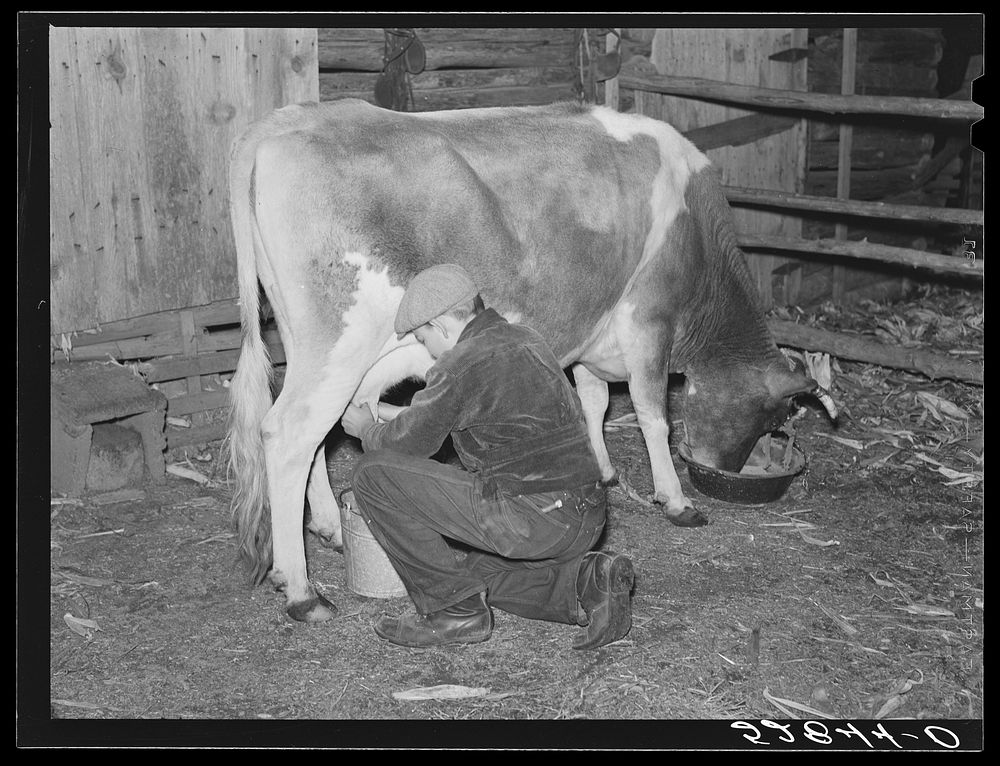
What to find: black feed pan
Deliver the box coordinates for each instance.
[679,432,806,505]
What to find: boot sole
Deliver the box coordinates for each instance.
[373,626,492,648]
[374,615,493,648]
[573,556,635,650]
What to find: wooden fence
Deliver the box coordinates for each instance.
[609,25,982,308]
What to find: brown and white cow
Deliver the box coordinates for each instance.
[227,99,836,622]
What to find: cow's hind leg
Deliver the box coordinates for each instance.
[262,363,359,622]
[571,363,617,486]
[306,446,343,550]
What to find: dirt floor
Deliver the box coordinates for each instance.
[33,285,982,748]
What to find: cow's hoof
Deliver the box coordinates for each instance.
[287,592,339,623]
[666,507,709,527]
[314,530,343,552]
[306,519,344,551]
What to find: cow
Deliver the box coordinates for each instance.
[226,98,837,623]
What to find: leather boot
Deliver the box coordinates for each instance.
[574,551,634,650]
[374,592,493,648]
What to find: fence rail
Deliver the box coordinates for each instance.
[618,67,984,121]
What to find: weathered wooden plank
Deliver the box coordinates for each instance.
[325,84,578,111]
[684,113,799,153]
[810,28,944,69]
[320,65,574,96]
[724,186,984,227]
[50,297,241,354]
[179,309,202,396]
[809,130,935,170]
[197,325,280,354]
[49,28,318,336]
[49,29,98,334]
[741,234,982,278]
[418,84,579,111]
[810,59,939,97]
[165,390,231,417]
[832,27,858,304]
[146,349,238,382]
[318,65,576,109]
[806,162,961,200]
[165,421,228,449]
[604,29,621,111]
[142,331,284,383]
[619,67,984,121]
[769,319,983,385]
[52,308,179,351]
[317,27,576,72]
[55,332,185,363]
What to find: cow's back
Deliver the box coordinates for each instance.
[246,99,712,358]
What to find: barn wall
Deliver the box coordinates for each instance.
[317,27,578,110]
[616,25,980,308]
[806,28,945,208]
[49,27,318,335]
[624,28,809,310]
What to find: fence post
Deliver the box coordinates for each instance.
[832,28,857,304]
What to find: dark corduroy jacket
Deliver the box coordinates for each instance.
[361,309,601,497]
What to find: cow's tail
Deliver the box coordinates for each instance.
[224,130,274,585]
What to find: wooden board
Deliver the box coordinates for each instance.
[317,28,577,111]
[628,28,809,308]
[49,27,318,335]
[317,27,577,72]
[320,65,577,111]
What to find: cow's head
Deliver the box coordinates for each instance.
[682,355,837,472]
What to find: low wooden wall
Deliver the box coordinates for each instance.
[317,27,578,110]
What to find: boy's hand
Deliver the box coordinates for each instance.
[377,402,406,422]
[341,403,376,439]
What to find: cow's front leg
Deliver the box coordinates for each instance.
[306,445,343,550]
[629,383,708,527]
[615,307,707,526]
[619,324,709,527]
[571,363,617,485]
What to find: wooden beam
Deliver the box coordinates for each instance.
[833,27,858,305]
[603,28,620,111]
[724,186,983,227]
[316,28,576,72]
[141,334,286,384]
[683,113,798,153]
[769,319,983,385]
[723,186,984,226]
[165,390,231,418]
[51,297,240,351]
[165,421,228,450]
[740,235,983,278]
[618,68,984,121]
[179,309,203,397]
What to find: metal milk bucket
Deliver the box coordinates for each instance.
[338,490,407,599]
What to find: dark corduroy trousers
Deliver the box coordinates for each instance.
[350,449,606,622]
